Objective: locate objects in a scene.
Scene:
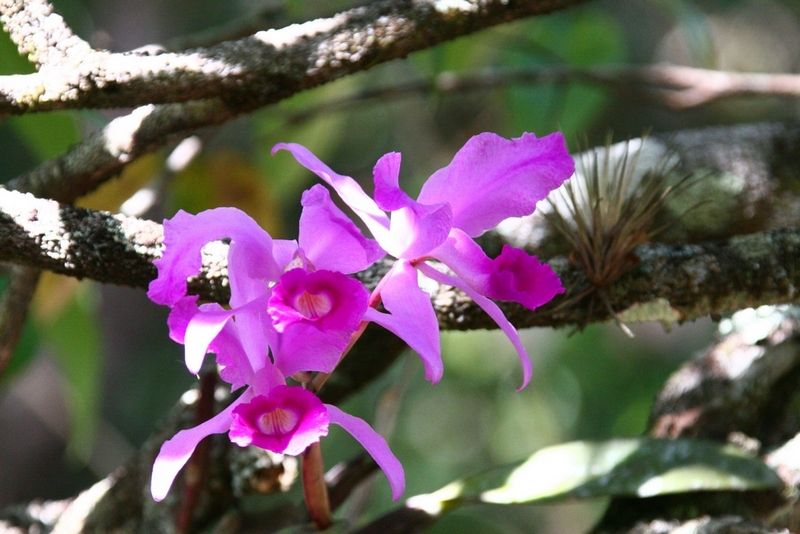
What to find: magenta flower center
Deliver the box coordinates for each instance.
[257,407,300,435]
[229,387,330,456]
[268,268,368,334]
[293,291,333,320]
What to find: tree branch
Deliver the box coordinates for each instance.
[0,187,798,333]
[0,0,92,69]
[0,0,589,115]
[5,100,231,202]
[281,64,800,124]
[0,265,39,377]
[1,0,590,205]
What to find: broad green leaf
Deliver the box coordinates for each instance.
[406,438,781,514]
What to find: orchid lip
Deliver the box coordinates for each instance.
[293,291,333,320]
[258,407,301,435]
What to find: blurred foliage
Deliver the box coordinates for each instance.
[392,437,780,533]
[3,0,798,532]
[79,153,163,212]
[504,9,626,146]
[36,283,102,461]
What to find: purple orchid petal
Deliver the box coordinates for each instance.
[209,323,254,391]
[431,230,563,310]
[272,143,392,245]
[427,228,494,293]
[373,152,412,211]
[272,239,300,272]
[484,245,565,309]
[325,404,405,500]
[229,386,329,456]
[299,185,384,273]
[249,364,288,397]
[166,296,200,344]
[416,262,533,390]
[363,261,442,383]
[151,389,253,501]
[184,304,237,374]
[183,293,273,376]
[267,269,368,375]
[227,238,272,308]
[388,203,453,260]
[148,208,281,307]
[270,321,352,376]
[372,152,453,259]
[417,132,574,237]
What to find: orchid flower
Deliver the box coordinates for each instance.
[148,193,404,502]
[150,361,405,502]
[273,132,575,388]
[147,185,382,378]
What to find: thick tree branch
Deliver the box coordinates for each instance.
[0,0,92,69]
[0,187,798,333]
[1,0,590,204]
[5,100,231,202]
[0,0,589,115]
[0,189,163,288]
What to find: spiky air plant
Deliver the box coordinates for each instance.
[544,135,701,335]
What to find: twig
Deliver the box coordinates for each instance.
[5,100,231,202]
[0,0,92,69]
[282,64,800,124]
[0,264,40,378]
[176,371,218,534]
[633,63,800,109]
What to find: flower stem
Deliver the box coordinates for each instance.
[176,370,217,533]
[309,319,370,393]
[302,441,332,530]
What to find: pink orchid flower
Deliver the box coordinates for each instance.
[148,193,404,502]
[151,363,405,502]
[273,132,574,388]
[148,185,382,378]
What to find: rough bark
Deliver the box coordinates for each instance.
[0,0,588,115]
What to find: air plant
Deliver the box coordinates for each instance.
[544,135,701,335]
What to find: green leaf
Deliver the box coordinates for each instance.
[407,438,781,513]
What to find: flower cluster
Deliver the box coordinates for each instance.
[147,132,574,504]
